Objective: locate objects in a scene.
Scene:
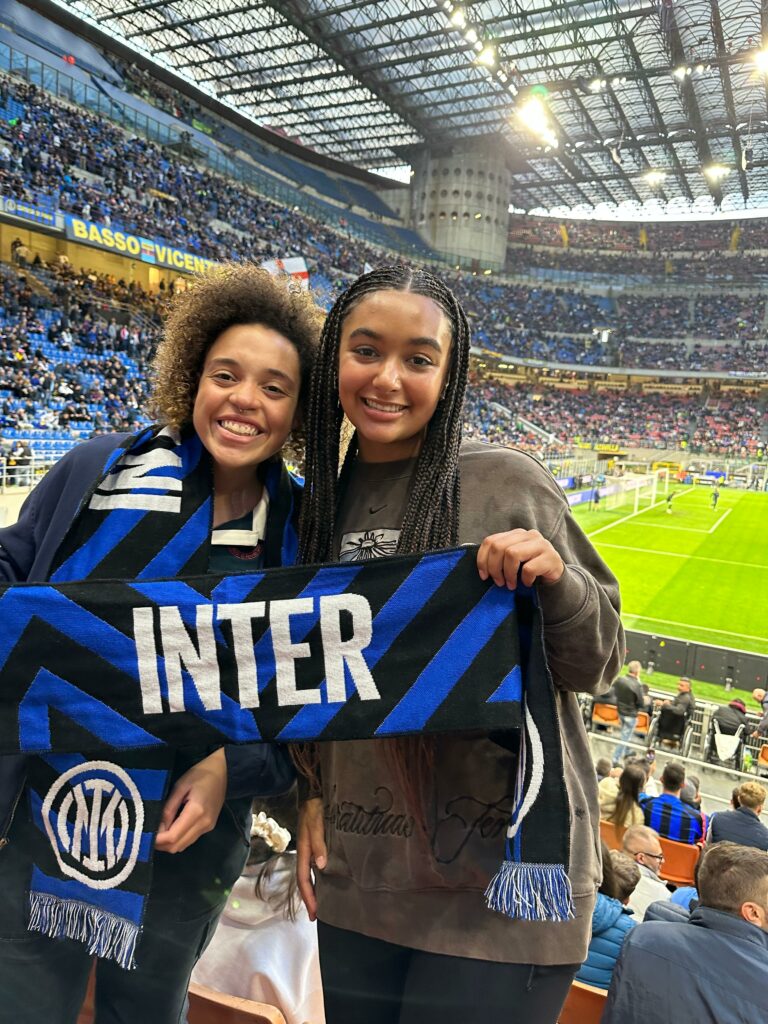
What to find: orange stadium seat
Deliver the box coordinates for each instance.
[79,976,288,1024]
[634,711,650,736]
[591,703,621,730]
[558,980,608,1024]
[758,744,768,774]
[599,819,625,851]
[658,836,701,886]
[187,983,287,1024]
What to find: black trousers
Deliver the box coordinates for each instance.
[318,921,579,1024]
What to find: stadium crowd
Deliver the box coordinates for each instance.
[464,374,764,457]
[0,47,766,1024]
[0,74,765,461]
[509,213,768,252]
[2,75,768,369]
[2,261,762,458]
[512,244,768,285]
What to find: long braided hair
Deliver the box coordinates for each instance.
[298,264,471,563]
[295,265,471,826]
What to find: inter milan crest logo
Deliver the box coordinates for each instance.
[42,761,144,889]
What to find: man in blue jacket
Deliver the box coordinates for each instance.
[707,782,768,851]
[602,842,768,1023]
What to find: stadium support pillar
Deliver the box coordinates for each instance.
[405,137,511,270]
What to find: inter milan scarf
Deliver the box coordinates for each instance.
[2,523,573,941]
[15,424,299,969]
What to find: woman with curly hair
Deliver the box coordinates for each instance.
[0,263,323,1023]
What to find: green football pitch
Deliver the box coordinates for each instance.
[571,485,768,657]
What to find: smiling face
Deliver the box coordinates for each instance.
[192,323,300,491]
[337,290,452,463]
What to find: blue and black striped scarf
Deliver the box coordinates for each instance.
[8,428,573,963]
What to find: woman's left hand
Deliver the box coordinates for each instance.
[156,747,228,854]
[477,529,565,590]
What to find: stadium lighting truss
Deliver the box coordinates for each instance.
[60,0,768,216]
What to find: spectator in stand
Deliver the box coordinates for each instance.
[752,688,768,739]
[680,773,702,813]
[599,763,646,829]
[638,749,660,798]
[191,788,325,1024]
[622,825,669,920]
[611,661,644,765]
[574,843,639,990]
[641,762,705,845]
[596,757,613,783]
[658,676,694,721]
[602,842,768,1024]
[706,782,768,851]
[712,697,749,736]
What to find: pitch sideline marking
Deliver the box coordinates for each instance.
[708,508,732,534]
[622,613,766,645]
[632,523,709,533]
[586,487,693,538]
[596,542,767,571]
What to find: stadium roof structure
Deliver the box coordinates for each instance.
[60,0,768,217]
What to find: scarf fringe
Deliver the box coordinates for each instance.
[28,892,140,969]
[485,861,575,923]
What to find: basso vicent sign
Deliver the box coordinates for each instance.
[63,216,217,274]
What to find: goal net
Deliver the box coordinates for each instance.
[602,473,658,513]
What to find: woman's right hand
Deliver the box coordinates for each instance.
[297,797,327,921]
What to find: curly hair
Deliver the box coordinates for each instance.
[149,263,324,452]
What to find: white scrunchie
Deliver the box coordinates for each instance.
[250,811,291,853]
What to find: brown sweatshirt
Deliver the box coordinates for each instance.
[310,439,624,965]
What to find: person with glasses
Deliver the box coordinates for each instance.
[622,825,670,920]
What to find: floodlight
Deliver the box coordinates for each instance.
[703,164,730,182]
[477,45,496,67]
[464,27,478,44]
[516,96,549,132]
[754,49,768,74]
[643,170,667,186]
[672,65,690,80]
[450,8,467,29]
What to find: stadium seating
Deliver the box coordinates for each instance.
[634,711,650,738]
[591,704,621,731]
[558,980,608,1024]
[77,978,287,1024]
[658,837,701,886]
[187,983,287,1024]
[0,75,765,462]
[599,820,624,851]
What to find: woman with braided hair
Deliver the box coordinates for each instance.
[295,265,624,1024]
